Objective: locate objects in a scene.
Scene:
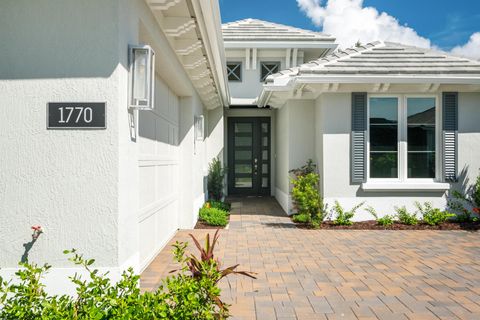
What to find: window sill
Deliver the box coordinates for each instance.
[361,182,450,192]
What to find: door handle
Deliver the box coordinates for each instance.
[254,158,258,175]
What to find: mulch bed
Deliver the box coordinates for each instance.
[293,220,480,231]
[194,221,228,229]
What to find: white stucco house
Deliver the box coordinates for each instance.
[0,1,479,292]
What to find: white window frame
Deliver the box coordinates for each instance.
[366,93,441,184]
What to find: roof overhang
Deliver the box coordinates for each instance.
[258,75,480,108]
[146,0,230,109]
[224,41,338,50]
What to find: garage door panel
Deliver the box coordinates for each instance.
[139,166,156,208]
[138,76,180,271]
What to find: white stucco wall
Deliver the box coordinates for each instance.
[273,100,315,214]
[0,0,122,295]
[0,0,215,293]
[453,92,480,197]
[226,49,304,100]
[0,0,120,268]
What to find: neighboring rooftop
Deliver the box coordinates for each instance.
[266,41,480,82]
[222,18,336,46]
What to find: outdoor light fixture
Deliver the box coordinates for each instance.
[129,45,155,110]
[194,115,204,141]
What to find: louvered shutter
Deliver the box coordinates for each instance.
[351,93,367,183]
[443,92,458,182]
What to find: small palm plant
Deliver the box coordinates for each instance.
[171,230,256,316]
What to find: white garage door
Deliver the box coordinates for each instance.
[137,76,180,270]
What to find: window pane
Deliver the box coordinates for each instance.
[370,125,397,151]
[262,150,268,160]
[260,62,280,82]
[262,136,268,147]
[235,150,251,160]
[262,177,269,188]
[370,153,398,178]
[235,123,252,133]
[227,63,241,81]
[369,97,398,178]
[235,177,252,188]
[407,98,435,178]
[235,136,252,146]
[407,98,435,125]
[235,164,252,174]
[370,98,398,124]
[261,123,269,133]
[408,126,435,151]
[262,164,268,174]
[408,153,435,178]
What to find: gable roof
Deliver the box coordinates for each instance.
[222,18,335,43]
[266,41,480,83]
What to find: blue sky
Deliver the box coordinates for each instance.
[219,0,480,52]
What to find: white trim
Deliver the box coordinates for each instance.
[292,48,298,67]
[275,187,290,215]
[224,42,337,49]
[286,48,291,69]
[361,182,450,192]
[138,194,177,222]
[245,48,251,70]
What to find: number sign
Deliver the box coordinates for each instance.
[47,103,106,129]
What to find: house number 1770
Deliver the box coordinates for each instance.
[47,102,106,129]
[58,106,93,124]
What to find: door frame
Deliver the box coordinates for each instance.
[227,117,271,196]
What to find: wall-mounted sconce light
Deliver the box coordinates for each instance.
[129,45,155,110]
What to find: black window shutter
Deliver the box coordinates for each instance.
[351,92,367,183]
[443,92,458,182]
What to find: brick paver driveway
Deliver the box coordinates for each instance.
[141,197,480,320]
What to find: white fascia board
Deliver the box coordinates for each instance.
[230,97,257,105]
[295,75,480,85]
[224,41,338,49]
[191,0,230,107]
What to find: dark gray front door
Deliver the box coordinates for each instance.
[228,117,271,195]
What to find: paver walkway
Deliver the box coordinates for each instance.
[141,196,480,319]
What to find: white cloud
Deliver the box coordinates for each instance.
[296,0,431,49]
[450,32,480,60]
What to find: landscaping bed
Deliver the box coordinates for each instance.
[194,217,229,229]
[293,220,480,231]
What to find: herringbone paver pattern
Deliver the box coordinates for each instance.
[141,196,480,320]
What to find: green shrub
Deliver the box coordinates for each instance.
[292,212,311,223]
[289,159,316,177]
[449,172,480,221]
[199,207,228,226]
[395,206,418,225]
[366,206,394,227]
[0,232,255,320]
[207,200,231,212]
[207,157,225,201]
[415,202,455,226]
[332,201,364,226]
[291,172,326,222]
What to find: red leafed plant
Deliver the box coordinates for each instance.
[186,229,256,282]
